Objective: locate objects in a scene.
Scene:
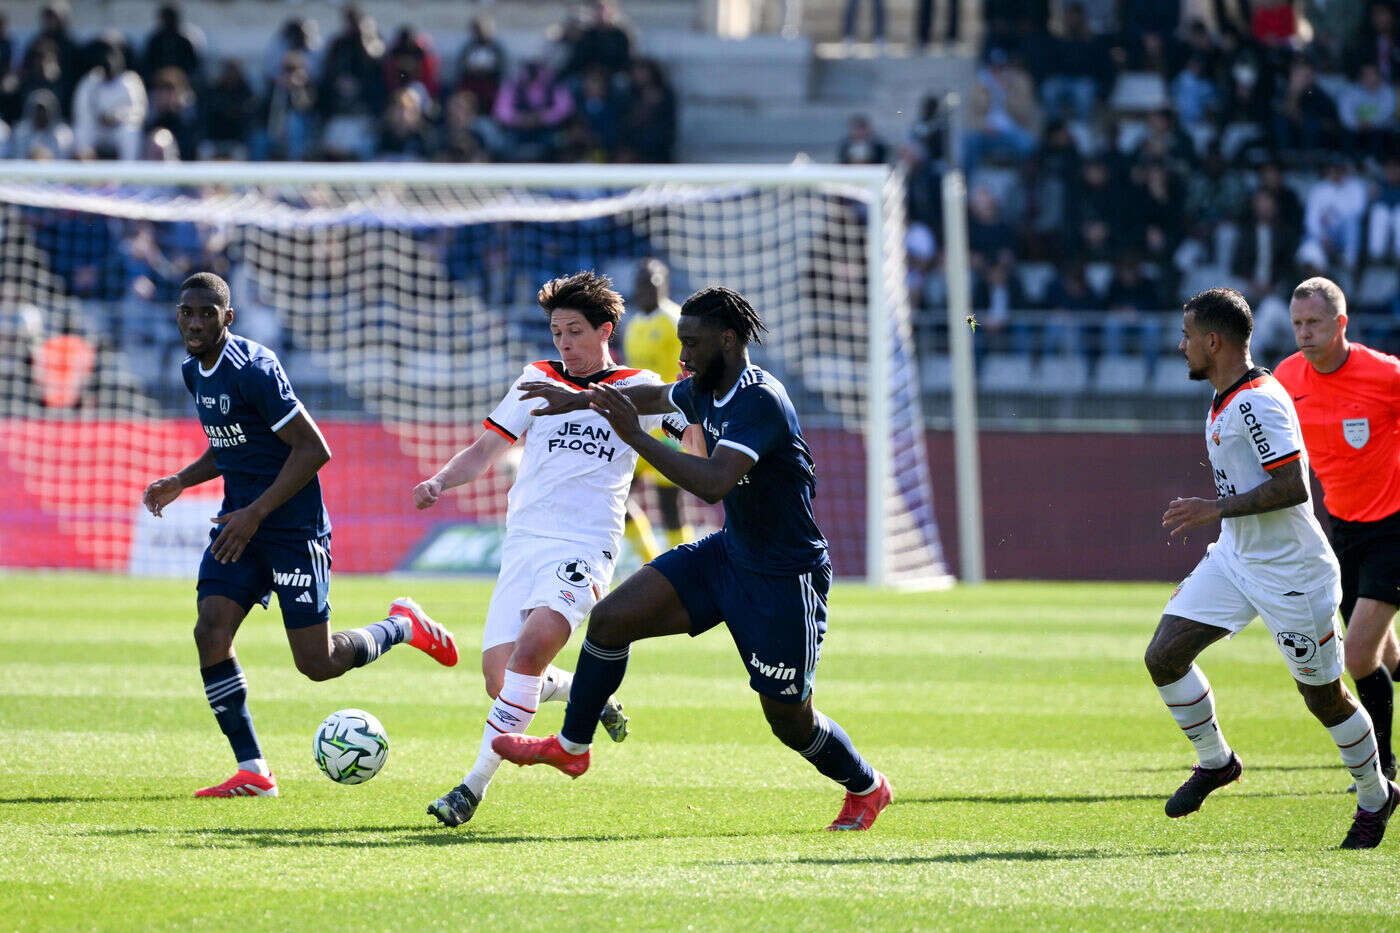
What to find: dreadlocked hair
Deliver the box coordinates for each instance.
[680,286,768,345]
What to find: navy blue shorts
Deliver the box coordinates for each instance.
[652,532,830,703]
[197,530,332,630]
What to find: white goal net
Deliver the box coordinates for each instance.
[0,162,950,587]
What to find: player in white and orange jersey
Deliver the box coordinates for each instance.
[415,271,661,827]
[1144,287,1399,849]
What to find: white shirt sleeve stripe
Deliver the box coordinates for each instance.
[270,402,303,433]
[716,438,758,462]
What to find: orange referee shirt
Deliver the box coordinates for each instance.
[1275,343,1400,522]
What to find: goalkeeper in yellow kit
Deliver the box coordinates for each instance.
[621,258,694,560]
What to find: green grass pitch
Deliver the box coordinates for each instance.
[3,573,1398,930]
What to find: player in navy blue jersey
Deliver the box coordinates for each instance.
[142,273,460,798]
[493,285,892,830]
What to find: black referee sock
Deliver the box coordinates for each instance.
[1355,666,1395,770]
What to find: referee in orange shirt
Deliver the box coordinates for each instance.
[1276,277,1400,785]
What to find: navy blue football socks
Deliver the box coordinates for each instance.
[560,638,630,748]
[201,658,262,763]
[347,617,408,667]
[799,711,877,792]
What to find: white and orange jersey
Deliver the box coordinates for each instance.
[1204,367,1338,592]
[484,361,664,551]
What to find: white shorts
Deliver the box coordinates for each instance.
[1164,544,1343,685]
[481,536,617,651]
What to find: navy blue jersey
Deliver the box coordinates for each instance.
[669,366,827,573]
[181,335,330,538]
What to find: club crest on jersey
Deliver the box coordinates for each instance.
[1276,631,1318,663]
[556,558,591,586]
[1343,418,1369,449]
[219,393,231,415]
[1211,428,1220,446]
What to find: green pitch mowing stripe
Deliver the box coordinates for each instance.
[1,573,1396,930]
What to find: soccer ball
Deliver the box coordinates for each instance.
[313,708,388,784]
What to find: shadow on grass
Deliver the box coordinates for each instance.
[896,789,1321,805]
[1131,764,1340,774]
[80,825,799,849]
[721,844,1289,867]
[0,793,186,805]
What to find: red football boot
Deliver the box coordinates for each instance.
[826,772,893,830]
[492,733,591,779]
[195,769,278,797]
[389,596,458,667]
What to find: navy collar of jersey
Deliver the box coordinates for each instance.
[1210,365,1269,417]
[543,360,625,387]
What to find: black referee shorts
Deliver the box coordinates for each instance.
[1331,508,1400,624]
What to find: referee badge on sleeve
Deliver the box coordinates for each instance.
[1343,418,1369,449]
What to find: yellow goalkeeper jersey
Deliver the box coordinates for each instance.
[623,299,683,382]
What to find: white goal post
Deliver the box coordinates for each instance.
[0,160,965,588]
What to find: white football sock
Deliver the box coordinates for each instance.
[1329,708,1389,812]
[557,735,589,755]
[539,665,573,703]
[238,757,270,777]
[463,669,542,799]
[1157,666,1232,769]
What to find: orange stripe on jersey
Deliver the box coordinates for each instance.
[1262,451,1300,471]
[483,418,517,443]
[600,368,641,384]
[531,360,586,390]
[1211,375,1273,418]
[1318,630,1335,647]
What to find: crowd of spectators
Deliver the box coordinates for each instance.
[842,0,1400,364]
[0,0,677,165]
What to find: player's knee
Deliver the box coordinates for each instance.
[1297,681,1349,722]
[192,615,234,654]
[585,601,631,647]
[1344,639,1378,679]
[294,653,336,682]
[508,639,552,675]
[1143,642,1186,683]
[763,706,816,750]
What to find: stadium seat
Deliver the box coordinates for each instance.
[920,354,952,394]
[1355,266,1400,310]
[1093,355,1149,394]
[1109,72,1168,113]
[1085,262,1114,297]
[1218,122,1263,162]
[1213,223,1239,274]
[1185,123,1218,158]
[1149,360,1210,396]
[978,353,1034,392]
[1015,262,1057,306]
[1034,354,1090,394]
[118,343,165,390]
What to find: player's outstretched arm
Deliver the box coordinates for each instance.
[413,430,512,509]
[143,446,221,517]
[1162,459,1309,536]
[586,382,752,504]
[519,379,675,416]
[209,410,331,563]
